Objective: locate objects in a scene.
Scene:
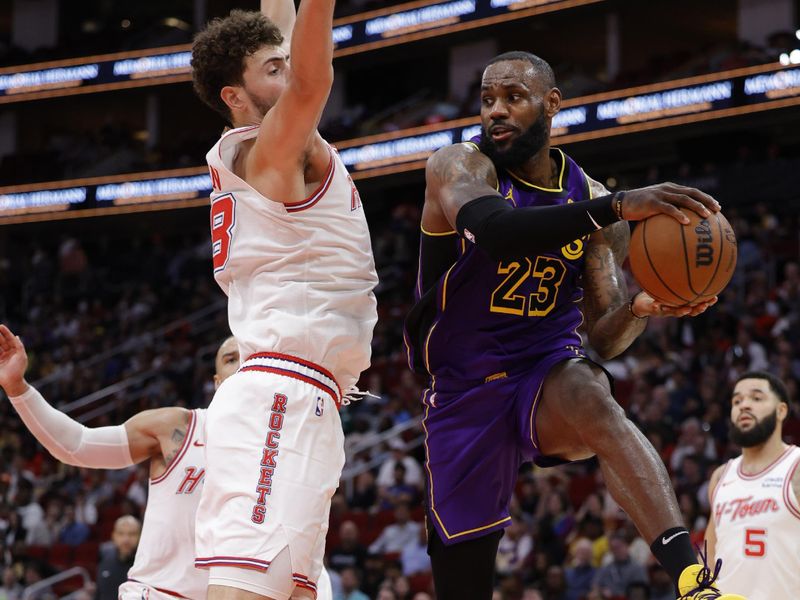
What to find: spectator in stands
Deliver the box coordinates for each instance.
[564,538,595,600]
[669,417,717,472]
[73,491,98,527]
[392,575,412,600]
[400,525,430,577]
[2,511,26,547]
[329,521,368,574]
[22,561,56,600]
[13,480,43,545]
[591,531,647,599]
[368,503,422,555]
[376,439,423,492]
[360,554,388,599]
[0,565,23,599]
[379,463,418,510]
[536,489,574,564]
[516,477,541,519]
[25,499,60,547]
[58,504,90,546]
[349,471,378,512]
[496,518,533,577]
[543,565,568,600]
[375,586,397,600]
[336,567,370,600]
[94,515,140,600]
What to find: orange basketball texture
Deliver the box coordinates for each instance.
[629,210,738,306]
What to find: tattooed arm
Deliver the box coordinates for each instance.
[582,176,645,359]
[123,407,193,479]
[422,143,499,234]
[582,176,717,358]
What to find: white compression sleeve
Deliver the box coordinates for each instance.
[9,385,135,469]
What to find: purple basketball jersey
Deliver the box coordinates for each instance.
[406,145,593,386]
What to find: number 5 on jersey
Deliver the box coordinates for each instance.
[744,528,766,557]
[211,194,236,273]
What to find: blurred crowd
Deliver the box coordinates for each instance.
[0,161,798,598]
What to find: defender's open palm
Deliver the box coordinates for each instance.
[621,182,721,224]
[0,325,28,394]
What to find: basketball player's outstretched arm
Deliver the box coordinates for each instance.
[248,0,334,201]
[0,324,191,478]
[261,0,296,50]
[582,176,717,358]
[423,143,722,261]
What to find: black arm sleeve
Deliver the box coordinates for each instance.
[455,193,621,261]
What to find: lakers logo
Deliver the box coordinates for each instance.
[561,198,586,260]
[561,237,586,260]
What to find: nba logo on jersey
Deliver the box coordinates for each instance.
[315,397,324,417]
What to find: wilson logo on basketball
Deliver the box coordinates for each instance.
[695,219,714,267]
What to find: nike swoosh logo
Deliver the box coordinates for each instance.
[193,441,205,447]
[662,531,689,545]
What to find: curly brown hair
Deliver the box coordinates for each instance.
[191,10,284,122]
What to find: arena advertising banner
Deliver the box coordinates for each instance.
[336,63,800,177]
[0,0,602,104]
[1,63,799,223]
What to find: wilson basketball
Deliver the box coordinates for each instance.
[629,210,737,306]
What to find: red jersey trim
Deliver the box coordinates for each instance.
[239,365,340,408]
[782,453,800,520]
[710,460,733,510]
[195,555,270,572]
[151,410,196,485]
[736,445,795,480]
[293,573,318,595]
[246,352,341,396]
[284,146,335,213]
[217,125,259,155]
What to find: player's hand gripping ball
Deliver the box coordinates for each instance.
[629,210,737,306]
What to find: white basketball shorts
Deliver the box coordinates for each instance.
[195,352,345,599]
[118,581,190,600]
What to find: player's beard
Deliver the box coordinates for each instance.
[245,90,274,120]
[478,111,548,170]
[729,409,778,447]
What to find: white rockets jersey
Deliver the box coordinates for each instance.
[711,445,800,600]
[127,410,208,599]
[206,126,378,392]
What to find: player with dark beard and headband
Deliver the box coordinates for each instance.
[705,372,800,600]
[404,51,747,600]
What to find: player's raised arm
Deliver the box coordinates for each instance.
[260,0,296,50]
[0,324,186,469]
[251,0,334,173]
